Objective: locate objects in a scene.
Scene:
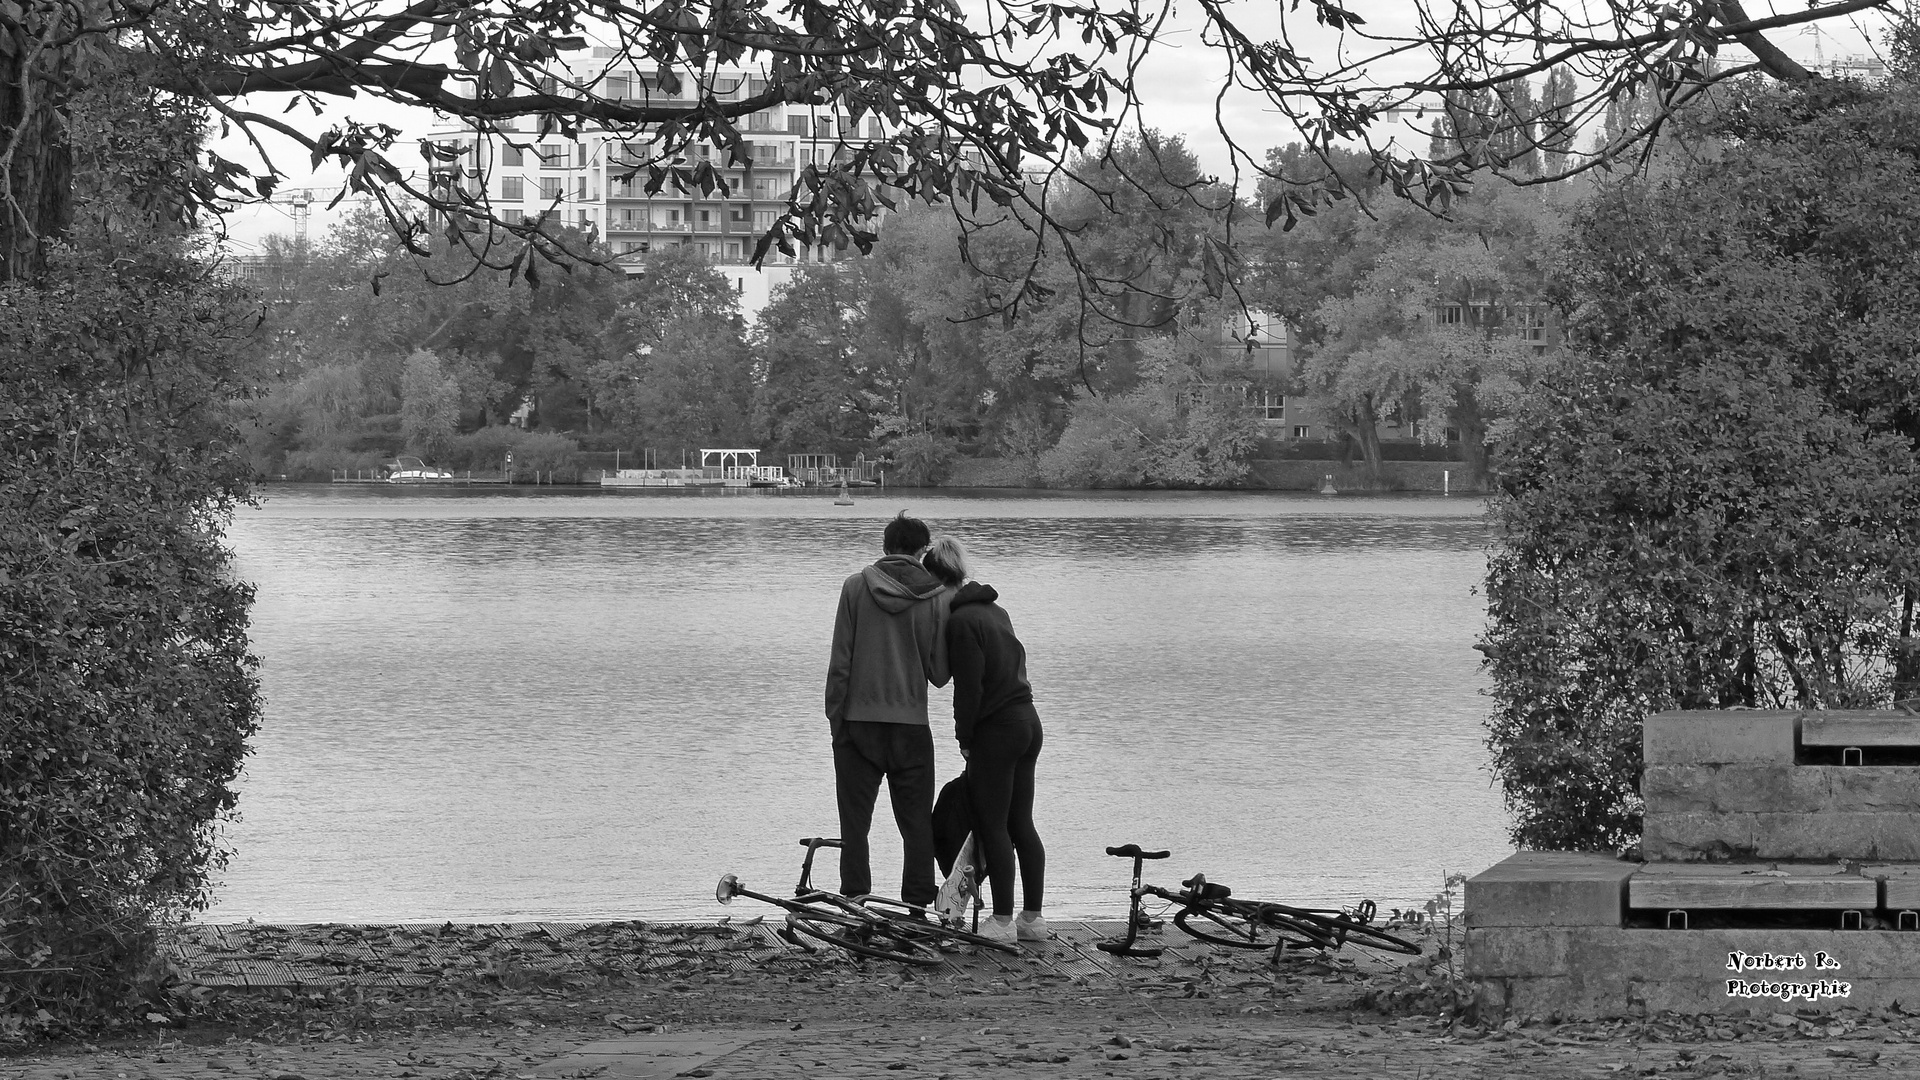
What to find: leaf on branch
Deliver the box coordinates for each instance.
[487,57,513,98]
[310,130,339,168]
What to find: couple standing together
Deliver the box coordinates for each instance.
[823,511,1047,946]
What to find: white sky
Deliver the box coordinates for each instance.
[213,1,1893,252]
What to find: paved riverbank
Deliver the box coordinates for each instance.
[7,921,1920,1078]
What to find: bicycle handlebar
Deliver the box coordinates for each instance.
[1106,844,1170,860]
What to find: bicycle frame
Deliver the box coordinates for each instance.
[717,836,1020,964]
[1095,843,1417,960]
[1097,844,1170,958]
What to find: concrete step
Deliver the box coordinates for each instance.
[1863,864,1920,910]
[1802,713,1920,747]
[1629,864,1876,910]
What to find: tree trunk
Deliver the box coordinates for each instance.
[1354,394,1384,484]
[0,38,75,283]
[1451,388,1491,487]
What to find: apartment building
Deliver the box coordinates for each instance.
[423,52,892,313]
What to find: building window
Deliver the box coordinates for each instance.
[1514,305,1549,351]
[1435,304,1464,325]
[540,144,568,167]
[729,206,748,222]
[607,76,629,101]
[1292,425,1312,440]
[752,209,778,230]
[501,145,524,167]
[748,112,774,132]
[726,241,742,260]
[868,118,883,140]
[540,176,563,200]
[787,115,808,135]
[577,178,588,200]
[815,117,834,139]
[751,178,781,199]
[1248,389,1286,421]
[501,176,524,200]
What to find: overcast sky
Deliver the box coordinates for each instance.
[215,1,1891,253]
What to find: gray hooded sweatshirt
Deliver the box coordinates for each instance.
[825,555,951,725]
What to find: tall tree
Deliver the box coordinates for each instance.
[580,247,753,453]
[1538,69,1581,175]
[1485,79,1920,851]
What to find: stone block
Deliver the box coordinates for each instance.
[1480,928,1920,1019]
[1642,764,1830,815]
[1802,712,1920,747]
[1473,975,1624,1022]
[1864,863,1920,909]
[1749,812,1920,861]
[1642,812,1756,861]
[1463,926,1573,977]
[1463,851,1638,928]
[1628,864,1875,910]
[1644,710,1798,766]
[1827,767,1920,812]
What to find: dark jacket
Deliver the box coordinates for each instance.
[825,555,951,725]
[947,582,1034,751]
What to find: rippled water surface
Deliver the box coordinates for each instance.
[212,485,1513,923]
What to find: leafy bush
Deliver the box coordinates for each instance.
[448,425,524,472]
[1,250,262,1027]
[444,427,580,477]
[886,431,959,486]
[513,431,582,474]
[1039,376,1259,488]
[1038,393,1164,487]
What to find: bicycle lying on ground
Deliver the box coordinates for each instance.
[716,837,1020,965]
[1096,843,1421,959]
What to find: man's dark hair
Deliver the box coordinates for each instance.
[883,510,931,555]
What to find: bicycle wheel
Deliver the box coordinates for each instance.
[856,896,1020,954]
[1174,899,1338,951]
[783,909,943,966]
[1289,912,1423,955]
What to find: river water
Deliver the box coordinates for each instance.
[210,485,1514,924]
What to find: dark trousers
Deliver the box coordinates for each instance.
[833,720,937,907]
[965,704,1045,916]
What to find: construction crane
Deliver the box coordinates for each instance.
[262,186,353,246]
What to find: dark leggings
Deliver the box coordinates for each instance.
[965,704,1044,916]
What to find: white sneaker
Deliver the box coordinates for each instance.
[977,915,1019,946]
[1016,912,1052,941]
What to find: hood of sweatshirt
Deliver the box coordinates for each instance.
[863,555,947,613]
[951,581,1000,610]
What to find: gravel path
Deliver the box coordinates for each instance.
[8,922,1920,1078]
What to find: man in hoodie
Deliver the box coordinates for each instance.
[824,511,951,909]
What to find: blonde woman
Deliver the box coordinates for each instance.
[921,536,1047,946]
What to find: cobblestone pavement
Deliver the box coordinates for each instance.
[9,921,1920,1079]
